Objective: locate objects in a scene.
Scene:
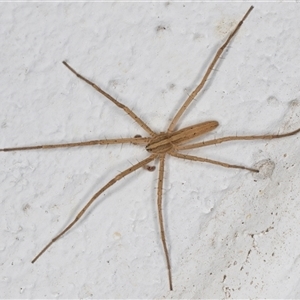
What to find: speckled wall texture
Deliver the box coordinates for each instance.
[1,2,300,299]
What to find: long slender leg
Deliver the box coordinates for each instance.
[157,154,173,291]
[167,6,254,133]
[177,127,300,151]
[32,154,157,263]
[63,61,156,137]
[0,137,151,152]
[171,152,258,173]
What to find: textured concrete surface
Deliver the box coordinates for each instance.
[1,2,300,299]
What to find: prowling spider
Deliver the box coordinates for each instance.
[1,6,299,290]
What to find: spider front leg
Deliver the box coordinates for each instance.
[62,61,156,137]
[168,6,254,132]
[31,154,157,263]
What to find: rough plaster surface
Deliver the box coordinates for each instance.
[1,2,300,299]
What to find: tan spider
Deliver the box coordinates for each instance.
[1,6,300,290]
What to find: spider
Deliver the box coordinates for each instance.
[1,6,299,291]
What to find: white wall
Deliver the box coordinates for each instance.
[1,2,300,298]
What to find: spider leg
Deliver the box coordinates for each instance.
[157,154,173,290]
[177,127,300,151]
[31,154,157,263]
[171,152,258,173]
[168,6,254,132]
[63,61,156,137]
[0,137,151,152]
